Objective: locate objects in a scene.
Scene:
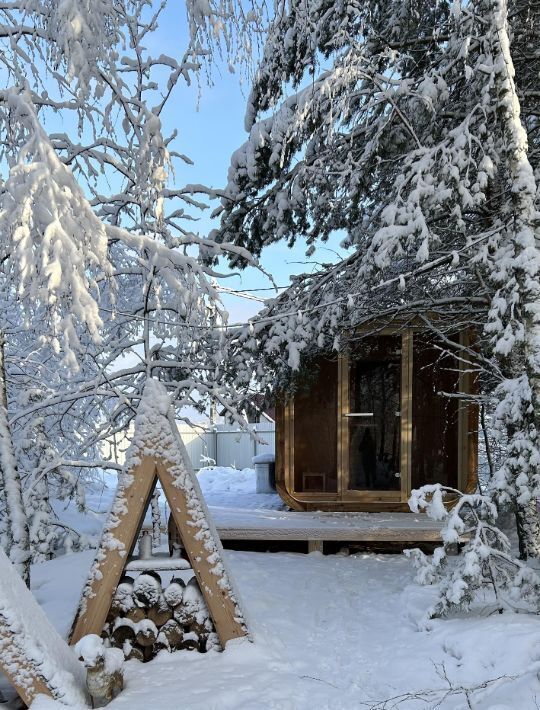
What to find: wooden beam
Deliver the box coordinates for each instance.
[156,459,247,646]
[338,354,348,497]
[458,329,480,493]
[284,398,294,495]
[401,329,413,501]
[218,527,446,543]
[307,540,324,553]
[0,544,87,707]
[70,457,157,644]
[275,399,286,490]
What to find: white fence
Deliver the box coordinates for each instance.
[177,420,275,470]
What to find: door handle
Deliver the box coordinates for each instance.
[344,413,374,417]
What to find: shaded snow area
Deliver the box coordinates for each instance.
[50,478,117,548]
[50,466,284,545]
[31,551,97,640]
[197,466,285,510]
[19,550,540,710]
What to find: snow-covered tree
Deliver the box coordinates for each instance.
[408,484,540,616]
[216,0,540,558]
[0,0,265,580]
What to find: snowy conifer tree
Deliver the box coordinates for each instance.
[217,0,540,558]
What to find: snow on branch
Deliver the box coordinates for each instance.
[0,88,109,367]
[407,484,540,618]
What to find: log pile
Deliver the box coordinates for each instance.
[104,572,219,662]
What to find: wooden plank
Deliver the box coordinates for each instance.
[303,500,415,513]
[337,354,347,497]
[70,457,157,644]
[458,328,480,493]
[211,508,446,543]
[284,399,293,496]
[156,459,247,646]
[467,330,480,493]
[458,329,468,492]
[467,397,480,493]
[0,544,87,708]
[125,555,191,572]
[217,526,444,542]
[275,399,286,489]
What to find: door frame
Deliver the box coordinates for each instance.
[337,331,412,503]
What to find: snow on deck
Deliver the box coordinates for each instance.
[198,466,445,542]
[213,507,445,541]
[53,466,446,546]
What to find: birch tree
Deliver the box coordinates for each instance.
[216,0,540,557]
[0,0,264,580]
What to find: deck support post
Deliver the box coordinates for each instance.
[308,539,324,553]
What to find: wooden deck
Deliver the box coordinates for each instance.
[210,507,445,551]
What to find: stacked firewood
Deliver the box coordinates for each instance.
[104,571,219,662]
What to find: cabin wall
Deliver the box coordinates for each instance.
[275,398,286,490]
[411,334,459,490]
[293,360,338,494]
[274,328,479,512]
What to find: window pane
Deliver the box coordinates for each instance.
[348,335,401,491]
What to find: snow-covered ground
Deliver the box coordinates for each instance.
[5,466,540,709]
[28,549,540,710]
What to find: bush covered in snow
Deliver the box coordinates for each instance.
[407,484,540,617]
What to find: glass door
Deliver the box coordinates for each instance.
[344,335,402,493]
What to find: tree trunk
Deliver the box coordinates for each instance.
[486,0,540,557]
[515,500,540,560]
[151,490,161,547]
[0,332,30,584]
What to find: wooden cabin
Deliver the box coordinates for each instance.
[275,327,478,512]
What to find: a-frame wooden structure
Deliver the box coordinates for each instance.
[70,380,248,649]
[0,547,88,707]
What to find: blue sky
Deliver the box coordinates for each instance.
[145,3,349,324]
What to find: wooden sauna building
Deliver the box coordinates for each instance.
[275,328,478,512]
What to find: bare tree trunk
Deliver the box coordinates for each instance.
[151,490,161,547]
[0,332,30,584]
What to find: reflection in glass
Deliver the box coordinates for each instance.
[348,336,401,491]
